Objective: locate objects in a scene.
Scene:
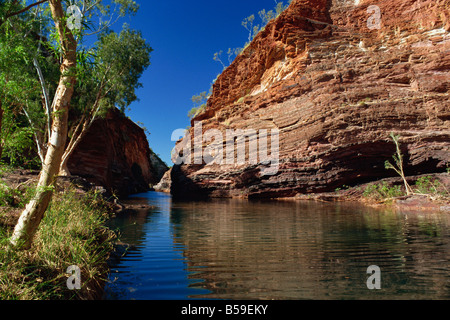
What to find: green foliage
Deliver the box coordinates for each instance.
[363,176,449,202]
[0,173,36,208]
[0,0,151,254]
[414,176,448,197]
[191,91,207,107]
[415,176,438,194]
[188,105,206,120]
[95,24,152,111]
[188,91,208,119]
[70,23,152,122]
[363,182,405,201]
[0,182,16,207]
[213,50,226,69]
[2,125,37,168]
[241,14,257,43]
[1,1,152,169]
[0,4,59,166]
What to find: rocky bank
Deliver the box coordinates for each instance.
[166,0,450,200]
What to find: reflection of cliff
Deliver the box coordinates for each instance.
[170,200,450,299]
[171,0,450,199]
[68,108,168,197]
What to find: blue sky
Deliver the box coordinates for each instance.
[118,0,286,166]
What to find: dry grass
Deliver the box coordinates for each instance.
[0,188,116,300]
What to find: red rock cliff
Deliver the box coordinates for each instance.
[68,108,168,197]
[170,0,450,199]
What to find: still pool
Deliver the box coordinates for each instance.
[103,192,450,300]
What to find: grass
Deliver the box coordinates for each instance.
[0,188,116,300]
[0,183,18,207]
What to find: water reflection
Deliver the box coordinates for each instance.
[105,192,450,300]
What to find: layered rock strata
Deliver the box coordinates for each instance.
[170,0,450,199]
[68,108,168,197]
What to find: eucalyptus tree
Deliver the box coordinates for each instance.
[1,0,146,249]
[6,0,78,249]
[60,25,152,176]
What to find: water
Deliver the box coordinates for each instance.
[103,191,450,300]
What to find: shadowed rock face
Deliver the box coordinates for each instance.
[169,0,450,199]
[68,108,168,198]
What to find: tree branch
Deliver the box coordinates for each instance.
[33,57,52,140]
[0,0,49,27]
[22,102,45,164]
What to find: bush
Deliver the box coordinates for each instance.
[414,176,448,198]
[414,176,440,194]
[0,181,23,207]
[187,104,206,120]
[363,182,405,201]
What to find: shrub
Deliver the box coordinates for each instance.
[363,182,405,201]
[187,104,206,120]
[414,176,448,198]
[415,176,440,194]
[0,182,20,207]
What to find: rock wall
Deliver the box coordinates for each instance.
[171,0,450,199]
[68,108,168,198]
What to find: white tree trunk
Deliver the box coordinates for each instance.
[11,0,77,249]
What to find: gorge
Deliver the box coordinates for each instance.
[1,0,449,302]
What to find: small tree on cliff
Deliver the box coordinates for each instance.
[4,0,143,249]
[188,91,208,120]
[385,133,414,196]
[213,1,292,70]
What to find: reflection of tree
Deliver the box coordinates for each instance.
[171,200,450,299]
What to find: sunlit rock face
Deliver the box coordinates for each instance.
[69,107,168,197]
[170,0,450,199]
